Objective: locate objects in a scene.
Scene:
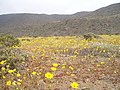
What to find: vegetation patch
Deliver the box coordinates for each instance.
[0,35,120,90]
[0,34,28,79]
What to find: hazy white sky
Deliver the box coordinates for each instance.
[0,0,119,15]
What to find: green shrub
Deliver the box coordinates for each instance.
[0,34,20,47]
[83,33,101,40]
[0,34,28,78]
[91,42,120,58]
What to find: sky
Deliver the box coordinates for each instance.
[0,0,120,15]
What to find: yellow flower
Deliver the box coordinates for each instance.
[2,76,6,78]
[23,76,26,80]
[17,82,21,85]
[16,88,19,90]
[6,65,10,68]
[63,62,66,65]
[66,72,70,74]
[69,66,74,70]
[13,69,16,71]
[16,73,21,77]
[103,50,106,52]
[1,67,5,71]
[39,72,42,75]
[2,76,6,79]
[41,53,45,57]
[62,66,66,69]
[52,63,58,67]
[27,68,30,71]
[114,71,117,74]
[0,60,6,65]
[45,72,54,79]
[6,80,11,86]
[12,81,16,86]
[71,82,79,89]
[8,69,16,74]
[88,68,90,71]
[22,62,25,64]
[32,71,37,75]
[97,64,100,67]
[51,67,57,71]
[100,62,105,65]
[71,74,75,77]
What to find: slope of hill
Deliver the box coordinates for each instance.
[88,3,120,17]
[40,14,120,36]
[0,12,90,28]
[0,3,120,37]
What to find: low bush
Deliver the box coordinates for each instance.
[0,34,28,78]
[91,42,120,58]
[83,33,101,40]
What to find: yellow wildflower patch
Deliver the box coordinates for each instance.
[32,71,37,75]
[62,65,66,69]
[1,67,5,71]
[12,81,16,86]
[51,67,57,71]
[70,82,79,89]
[2,75,6,79]
[16,73,21,77]
[71,74,75,77]
[0,60,6,65]
[69,66,74,70]
[6,80,11,86]
[17,82,21,85]
[52,63,58,67]
[45,72,54,79]
[100,62,105,65]
[8,69,16,74]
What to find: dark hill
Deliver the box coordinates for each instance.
[0,3,120,37]
[88,3,120,17]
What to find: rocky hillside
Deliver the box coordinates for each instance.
[0,3,120,37]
